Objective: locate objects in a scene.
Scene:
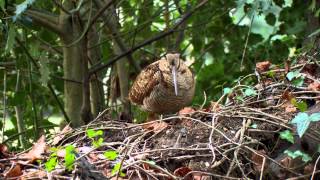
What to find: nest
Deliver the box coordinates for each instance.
[2,56,320,179]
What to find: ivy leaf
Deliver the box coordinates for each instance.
[244,88,257,97]
[250,123,258,129]
[291,77,304,87]
[64,145,76,171]
[284,150,312,162]
[309,113,320,122]
[111,162,126,177]
[223,87,232,95]
[290,99,307,112]
[286,71,300,81]
[86,129,103,138]
[92,138,103,148]
[45,156,57,172]
[279,130,294,143]
[290,112,310,137]
[104,150,118,161]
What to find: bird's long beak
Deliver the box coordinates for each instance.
[172,65,178,96]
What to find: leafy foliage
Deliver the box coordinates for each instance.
[86,129,104,148]
[104,150,118,161]
[279,130,294,143]
[290,112,320,137]
[64,145,76,171]
[284,150,312,162]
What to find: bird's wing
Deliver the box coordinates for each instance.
[129,61,161,105]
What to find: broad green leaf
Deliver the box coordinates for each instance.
[284,150,312,162]
[111,162,125,177]
[290,99,307,112]
[64,145,76,171]
[223,87,232,95]
[290,112,310,137]
[291,77,304,87]
[5,27,16,53]
[104,150,118,161]
[310,113,320,122]
[92,137,103,148]
[244,88,257,97]
[279,130,294,143]
[45,156,57,172]
[286,71,300,81]
[86,129,96,138]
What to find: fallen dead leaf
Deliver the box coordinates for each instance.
[179,107,195,116]
[173,166,192,179]
[256,61,271,73]
[143,121,168,132]
[4,164,23,178]
[307,81,320,91]
[284,60,290,74]
[20,135,46,163]
[251,150,267,172]
[0,144,10,158]
[52,124,72,145]
[22,169,47,179]
[282,102,297,113]
[281,90,293,101]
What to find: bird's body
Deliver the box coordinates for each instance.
[129,53,195,114]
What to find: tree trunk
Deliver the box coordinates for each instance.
[60,2,85,126]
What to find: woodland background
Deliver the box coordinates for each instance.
[0,0,318,150]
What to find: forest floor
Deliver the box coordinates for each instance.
[2,54,320,179]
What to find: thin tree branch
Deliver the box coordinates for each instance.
[24,8,63,35]
[89,0,208,75]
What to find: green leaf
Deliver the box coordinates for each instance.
[86,129,96,138]
[291,77,304,87]
[250,123,258,129]
[64,145,76,171]
[92,137,104,148]
[244,88,257,97]
[0,0,4,11]
[284,150,312,162]
[279,130,294,143]
[5,27,16,53]
[286,71,300,81]
[310,113,320,122]
[290,99,307,112]
[290,112,310,137]
[111,162,126,177]
[223,87,232,95]
[45,156,57,172]
[104,150,118,161]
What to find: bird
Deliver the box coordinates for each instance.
[129,53,195,119]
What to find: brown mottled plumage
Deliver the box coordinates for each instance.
[129,53,195,114]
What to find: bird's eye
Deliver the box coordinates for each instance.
[170,61,175,66]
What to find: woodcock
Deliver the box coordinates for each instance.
[129,53,195,115]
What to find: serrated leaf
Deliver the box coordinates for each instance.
[310,113,320,122]
[279,130,294,143]
[5,27,16,53]
[223,87,232,95]
[104,150,118,161]
[244,88,257,97]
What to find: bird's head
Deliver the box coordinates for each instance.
[165,53,181,96]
